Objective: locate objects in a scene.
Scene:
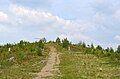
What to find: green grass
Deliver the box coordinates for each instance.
[57,51,120,79]
[0,52,49,79]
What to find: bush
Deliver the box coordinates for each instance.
[62,38,70,48]
[37,48,42,56]
[16,51,25,62]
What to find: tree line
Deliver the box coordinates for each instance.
[55,37,120,63]
[0,37,120,67]
[0,38,47,67]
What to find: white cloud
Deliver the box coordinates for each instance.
[10,5,63,23]
[0,11,8,22]
[9,4,96,43]
[114,35,120,41]
[9,4,96,32]
[0,1,119,50]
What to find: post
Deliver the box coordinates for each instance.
[8,48,11,52]
[68,46,71,54]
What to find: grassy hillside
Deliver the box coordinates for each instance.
[53,41,120,79]
[56,51,120,79]
[0,38,120,79]
[0,39,50,79]
[0,55,48,79]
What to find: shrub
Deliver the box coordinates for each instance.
[37,48,42,56]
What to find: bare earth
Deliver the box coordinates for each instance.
[35,47,60,79]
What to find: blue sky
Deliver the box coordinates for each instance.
[0,0,120,49]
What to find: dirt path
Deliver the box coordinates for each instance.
[35,47,60,79]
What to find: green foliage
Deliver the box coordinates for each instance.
[18,40,24,47]
[78,41,86,48]
[38,39,44,48]
[1,37,120,79]
[109,47,114,53]
[56,41,120,79]
[82,42,86,48]
[36,48,42,56]
[41,37,47,43]
[116,45,120,53]
[71,41,120,64]
[35,39,45,56]
[62,38,70,48]
[96,45,102,50]
[90,43,94,49]
[105,47,110,52]
[105,47,114,53]
[0,38,50,79]
[16,51,25,62]
[56,37,61,44]
[57,51,120,79]
[0,38,46,67]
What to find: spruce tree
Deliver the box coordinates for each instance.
[117,45,120,53]
[91,43,94,49]
[56,37,61,44]
[96,45,102,50]
[110,47,114,53]
[37,39,44,56]
[62,38,70,48]
[82,42,86,48]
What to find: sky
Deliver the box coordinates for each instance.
[0,0,120,49]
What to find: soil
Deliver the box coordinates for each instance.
[35,47,60,79]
